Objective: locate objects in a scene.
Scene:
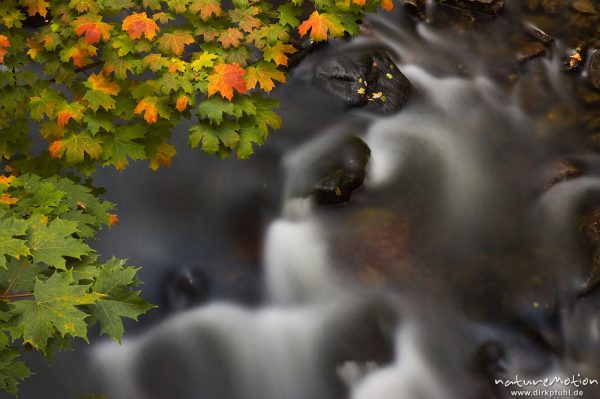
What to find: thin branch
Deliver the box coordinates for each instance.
[0,291,34,300]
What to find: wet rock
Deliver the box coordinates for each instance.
[524,23,553,44]
[588,50,600,90]
[579,209,600,295]
[160,267,210,311]
[436,0,505,16]
[543,160,581,190]
[405,0,427,18]
[312,136,371,205]
[515,42,547,64]
[314,52,412,115]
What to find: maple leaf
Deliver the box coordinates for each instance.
[0,194,19,205]
[21,0,50,17]
[191,52,218,70]
[59,40,97,67]
[298,11,345,41]
[381,0,394,11]
[156,31,194,55]
[244,62,285,92]
[262,43,297,66]
[0,216,29,268]
[207,63,247,101]
[0,35,10,64]
[134,98,159,124]
[218,28,244,49]
[190,0,222,21]
[29,89,64,120]
[189,122,239,153]
[91,258,154,341]
[25,38,42,60]
[0,175,15,187]
[12,271,98,351]
[48,141,63,158]
[69,0,103,13]
[229,7,262,33]
[176,95,189,112]
[102,125,146,170]
[85,73,121,96]
[55,133,104,163]
[122,12,160,41]
[197,96,236,124]
[278,4,300,27]
[149,142,176,170]
[56,102,85,128]
[74,16,112,44]
[107,214,119,226]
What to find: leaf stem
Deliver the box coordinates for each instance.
[0,291,34,300]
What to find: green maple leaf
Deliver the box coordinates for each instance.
[0,259,40,292]
[189,122,240,153]
[27,218,92,270]
[91,258,154,342]
[0,333,31,395]
[59,133,104,163]
[278,4,300,27]
[190,52,218,70]
[11,271,98,352]
[28,89,64,120]
[102,125,147,170]
[84,112,116,135]
[237,122,264,159]
[83,90,116,112]
[0,216,30,269]
[197,96,236,124]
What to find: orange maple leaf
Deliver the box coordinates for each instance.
[62,41,97,67]
[263,43,297,66]
[176,95,189,112]
[108,213,119,226]
[57,110,78,128]
[22,0,50,17]
[48,140,63,158]
[134,98,158,124]
[244,63,285,92]
[0,35,9,64]
[218,28,244,49]
[74,16,111,44]
[122,12,160,41]
[190,0,223,21]
[207,63,247,101]
[352,0,366,5]
[156,31,195,55]
[26,38,42,60]
[298,11,345,42]
[0,193,18,205]
[381,0,394,10]
[149,142,177,170]
[0,175,15,186]
[86,73,121,95]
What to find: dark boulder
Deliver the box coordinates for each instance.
[312,136,371,205]
[160,267,210,311]
[515,42,547,64]
[314,52,412,115]
[589,50,600,90]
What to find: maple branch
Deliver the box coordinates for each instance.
[0,291,34,300]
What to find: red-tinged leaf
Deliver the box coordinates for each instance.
[352,0,366,5]
[152,12,172,24]
[381,0,393,11]
[85,73,121,96]
[156,31,194,55]
[56,103,85,128]
[60,40,97,67]
[22,0,50,17]
[176,95,189,112]
[0,193,18,205]
[122,12,160,41]
[0,35,10,64]
[0,175,15,187]
[244,63,285,92]
[218,28,243,49]
[262,43,297,66]
[108,214,119,226]
[149,142,176,170]
[49,140,63,158]
[196,25,219,42]
[167,58,187,73]
[207,63,247,101]
[298,11,345,42]
[134,98,158,124]
[190,0,223,21]
[74,16,111,44]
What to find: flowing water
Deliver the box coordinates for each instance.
[16,2,600,399]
